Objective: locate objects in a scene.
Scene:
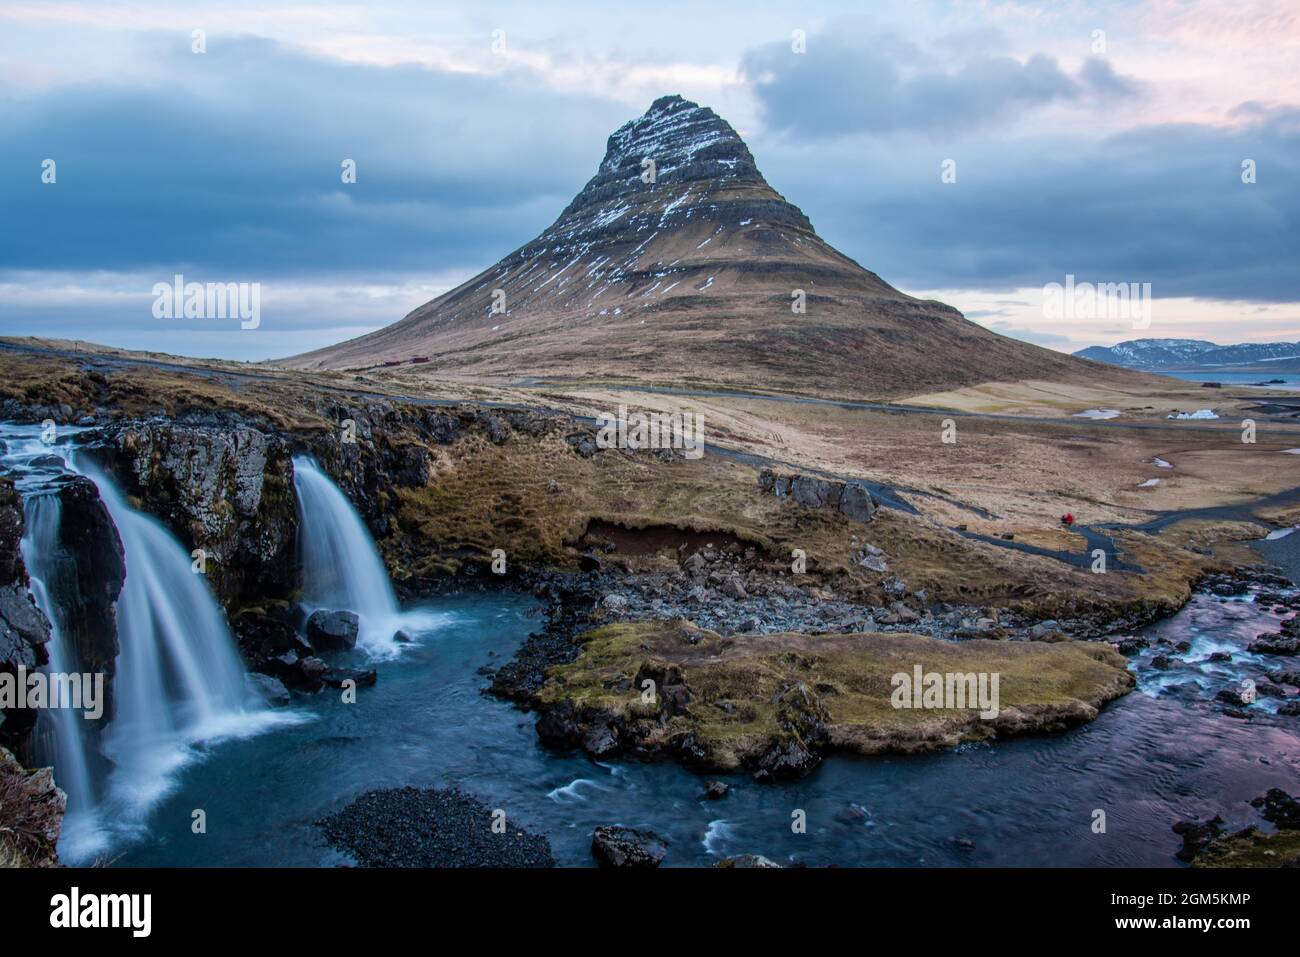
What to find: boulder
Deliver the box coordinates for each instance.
[591,825,668,868]
[305,609,360,651]
[839,483,877,523]
[720,575,747,600]
[321,667,377,689]
[704,780,730,800]
[1249,634,1299,655]
[759,470,874,522]
[245,672,292,707]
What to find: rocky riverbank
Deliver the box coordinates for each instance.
[1174,788,1300,868]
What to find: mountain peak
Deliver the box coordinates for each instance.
[596,95,758,187]
[287,95,1111,402]
[550,95,811,247]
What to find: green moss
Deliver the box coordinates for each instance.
[539,620,1134,768]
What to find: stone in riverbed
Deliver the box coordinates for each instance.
[305,609,360,651]
[1249,634,1299,655]
[715,854,780,868]
[1271,668,1300,687]
[1215,687,1252,707]
[1250,788,1300,829]
[1172,816,1225,862]
[704,780,729,800]
[1113,636,1147,656]
[322,667,377,689]
[245,672,292,707]
[591,825,668,868]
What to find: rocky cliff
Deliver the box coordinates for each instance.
[0,478,52,752]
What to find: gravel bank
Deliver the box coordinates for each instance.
[317,786,555,867]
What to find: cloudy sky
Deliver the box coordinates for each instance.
[0,0,1296,360]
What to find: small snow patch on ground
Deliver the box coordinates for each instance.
[1283,448,1300,454]
[1074,409,1120,420]
[1154,457,1172,468]
[1137,478,1161,488]
[1265,527,1297,541]
[1168,409,1219,419]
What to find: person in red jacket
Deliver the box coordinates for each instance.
[1060,513,1075,526]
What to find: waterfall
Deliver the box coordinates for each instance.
[1,423,295,860]
[87,469,276,820]
[20,493,107,862]
[292,457,403,656]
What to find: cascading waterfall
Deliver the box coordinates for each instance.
[1,423,294,860]
[87,469,280,820]
[20,492,106,861]
[292,457,404,656]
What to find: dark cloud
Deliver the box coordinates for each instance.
[0,27,1295,363]
[0,34,628,279]
[751,105,1300,302]
[741,28,1140,138]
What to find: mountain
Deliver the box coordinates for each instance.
[288,95,1143,399]
[1076,338,1300,373]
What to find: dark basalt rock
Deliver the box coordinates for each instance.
[753,681,830,781]
[704,780,730,800]
[245,672,291,707]
[305,609,360,651]
[758,468,876,524]
[28,477,126,726]
[1172,816,1225,862]
[232,606,311,670]
[0,480,53,748]
[1250,788,1300,830]
[1215,687,1252,707]
[535,700,585,751]
[89,421,299,611]
[591,825,668,868]
[321,667,377,689]
[1249,634,1299,655]
[1114,636,1148,656]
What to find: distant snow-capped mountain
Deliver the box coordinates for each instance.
[1076,338,1300,371]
